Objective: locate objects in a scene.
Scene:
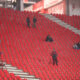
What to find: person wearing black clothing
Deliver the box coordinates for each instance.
[77,42,80,48]
[26,17,30,27]
[73,42,80,49]
[51,49,58,65]
[0,52,4,67]
[45,35,53,42]
[33,16,37,27]
[12,1,16,10]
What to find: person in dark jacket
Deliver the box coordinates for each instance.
[26,17,30,28]
[0,52,4,66]
[51,49,58,65]
[45,35,53,42]
[73,42,80,49]
[12,1,16,10]
[33,16,37,27]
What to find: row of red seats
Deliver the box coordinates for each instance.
[0,8,80,80]
[53,14,80,30]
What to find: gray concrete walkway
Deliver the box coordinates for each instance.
[41,14,80,35]
[0,62,40,80]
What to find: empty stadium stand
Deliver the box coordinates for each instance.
[41,14,80,35]
[53,14,80,30]
[0,8,80,80]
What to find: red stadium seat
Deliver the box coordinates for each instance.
[0,8,80,80]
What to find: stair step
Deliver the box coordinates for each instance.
[22,78,40,80]
[12,72,29,75]
[2,62,41,80]
[4,67,17,69]
[5,65,12,67]
[15,74,35,78]
[7,69,23,72]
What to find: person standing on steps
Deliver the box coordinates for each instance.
[0,52,4,67]
[26,17,30,28]
[0,40,5,68]
[12,1,16,10]
[50,49,58,66]
[0,52,2,65]
[33,16,37,28]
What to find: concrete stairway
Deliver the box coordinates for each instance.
[41,14,80,35]
[0,62,40,80]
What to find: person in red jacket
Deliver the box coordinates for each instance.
[51,49,58,66]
